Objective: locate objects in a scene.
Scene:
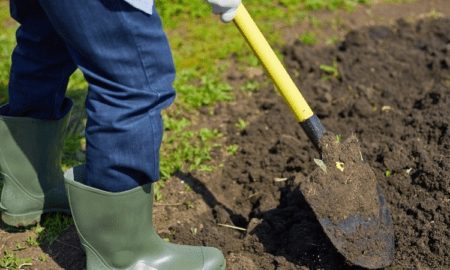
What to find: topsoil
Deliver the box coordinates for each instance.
[161,16,449,270]
[1,4,450,270]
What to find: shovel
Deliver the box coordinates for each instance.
[232,3,394,268]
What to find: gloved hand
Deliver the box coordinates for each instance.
[205,0,241,23]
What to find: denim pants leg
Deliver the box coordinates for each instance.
[6,0,176,192]
[3,0,76,119]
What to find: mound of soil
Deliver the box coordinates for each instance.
[163,17,449,269]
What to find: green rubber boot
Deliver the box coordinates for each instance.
[64,164,226,270]
[0,107,72,227]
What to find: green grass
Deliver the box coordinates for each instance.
[26,235,40,247]
[299,32,318,45]
[162,0,374,76]
[0,212,74,249]
[12,243,26,252]
[67,69,88,91]
[160,127,223,178]
[39,253,46,262]
[227,144,239,155]
[240,80,260,92]
[160,114,224,179]
[174,69,234,111]
[0,33,14,106]
[0,248,32,270]
[39,213,74,245]
[326,35,341,45]
[235,118,247,130]
[199,127,223,142]
[320,59,340,81]
[382,0,415,2]
[162,114,191,132]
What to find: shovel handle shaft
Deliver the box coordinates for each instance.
[233,3,313,122]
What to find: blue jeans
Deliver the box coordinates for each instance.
[3,0,176,192]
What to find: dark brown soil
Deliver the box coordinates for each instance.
[203,16,448,269]
[1,2,450,270]
[156,15,450,270]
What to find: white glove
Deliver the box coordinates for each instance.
[205,0,241,23]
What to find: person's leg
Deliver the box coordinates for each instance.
[0,0,76,227]
[3,0,76,119]
[31,3,226,268]
[37,0,176,192]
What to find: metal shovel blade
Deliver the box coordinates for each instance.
[318,183,394,269]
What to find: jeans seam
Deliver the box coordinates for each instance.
[147,111,160,181]
[115,0,160,101]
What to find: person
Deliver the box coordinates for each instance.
[0,0,240,269]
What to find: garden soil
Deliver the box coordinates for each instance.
[157,16,450,270]
[1,3,450,270]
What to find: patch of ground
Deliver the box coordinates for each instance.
[155,14,450,270]
[1,2,450,270]
[168,15,449,270]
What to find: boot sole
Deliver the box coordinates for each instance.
[1,208,72,228]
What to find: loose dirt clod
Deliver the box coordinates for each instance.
[299,132,380,225]
[297,132,394,268]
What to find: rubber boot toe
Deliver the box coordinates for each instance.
[201,247,226,270]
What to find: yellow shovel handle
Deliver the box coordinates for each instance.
[233,3,313,122]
